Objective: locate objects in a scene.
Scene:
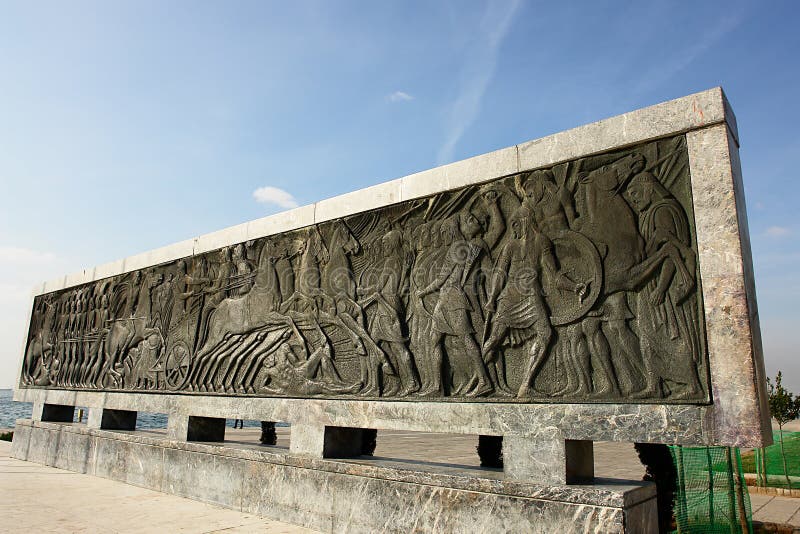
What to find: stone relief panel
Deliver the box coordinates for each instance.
[21,134,710,403]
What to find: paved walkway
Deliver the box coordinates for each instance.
[751,493,800,528]
[0,440,317,534]
[3,427,799,531]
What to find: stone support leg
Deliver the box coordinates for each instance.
[87,408,137,430]
[504,428,594,485]
[32,401,74,423]
[290,424,366,458]
[289,423,325,457]
[168,415,226,442]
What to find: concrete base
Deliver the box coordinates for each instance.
[12,420,656,533]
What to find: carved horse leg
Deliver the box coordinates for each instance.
[219,335,264,392]
[195,336,243,391]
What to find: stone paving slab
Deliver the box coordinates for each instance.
[0,440,317,534]
[751,494,800,527]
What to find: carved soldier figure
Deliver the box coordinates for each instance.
[171,261,189,326]
[483,206,586,397]
[626,172,703,399]
[519,169,575,236]
[261,336,357,395]
[137,332,164,389]
[252,241,282,312]
[23,296,56,385]
[295,229,327,306]
[75,288,86,336]
[275,239,299,304]
[417,213,494,397]
[150,273,173,334]
[91,286,102,332]
[230,243,255,297]
[359,228,420,396]
[321,222,359,309]
[409,222,443,396]
[197,248,232,353]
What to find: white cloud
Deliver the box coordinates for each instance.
[0,246,56,265]
[766,226,790,237]
[252,186,299,209]
[387,91,414,102]
[436,0,522,164]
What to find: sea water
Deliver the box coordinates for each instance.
[0,389,31,429]
[0,389,274,430]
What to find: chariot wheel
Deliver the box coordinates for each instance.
[164,340,191,390]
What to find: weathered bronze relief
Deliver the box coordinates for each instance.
[21,135,709,403]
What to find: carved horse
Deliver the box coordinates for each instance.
[570,153,650,396]
[23,299,56,385]
[187,245,297,391]
[196,226,360,392]
[92,272,159,387]
[573,153,646,293]
[321,222,360,305]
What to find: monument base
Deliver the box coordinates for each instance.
[12,420,656,533]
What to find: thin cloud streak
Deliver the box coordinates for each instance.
[437,0,522,165]
[387,91,414,102]
[631,12,745,95]
[766,226,791,237]
[252,186,299,209]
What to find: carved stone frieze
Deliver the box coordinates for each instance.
[21,134,709,403]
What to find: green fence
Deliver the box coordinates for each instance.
[743,431,800,489]
[670,445,753,533]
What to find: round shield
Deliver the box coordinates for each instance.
[546,230,603,326]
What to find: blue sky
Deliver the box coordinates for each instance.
[1,0,798,390]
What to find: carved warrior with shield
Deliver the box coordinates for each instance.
[21,134,710,404]
[483,205,587,397]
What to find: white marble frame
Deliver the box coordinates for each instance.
[15,87,771,449]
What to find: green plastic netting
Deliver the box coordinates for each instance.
[669,446,753,534]
[748,431,800,489]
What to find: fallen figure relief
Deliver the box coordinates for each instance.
[21,134,710,403]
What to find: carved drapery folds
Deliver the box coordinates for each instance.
[21,135,710,403]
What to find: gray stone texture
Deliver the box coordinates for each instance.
[15,387,712,446]
[12,421,657,533]
[686,123,771,447]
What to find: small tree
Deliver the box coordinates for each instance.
[767,371,800,489]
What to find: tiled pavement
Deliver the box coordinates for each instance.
[751,493,800,528]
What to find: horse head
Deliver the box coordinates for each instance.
[333,222,360,255]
